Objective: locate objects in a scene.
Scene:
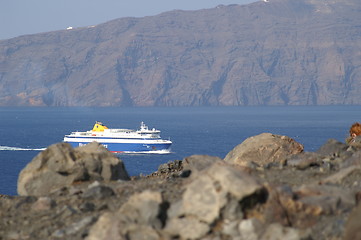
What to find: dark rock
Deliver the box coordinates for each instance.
[262,185,300,227]
[78,202,96,212]
[157,160,183,175]
[179,169,191,178]
[157,163,170,173]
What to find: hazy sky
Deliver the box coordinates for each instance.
[1,0,258,40]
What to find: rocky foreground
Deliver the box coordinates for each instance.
[1,133,361,239]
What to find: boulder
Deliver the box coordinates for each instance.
[17,142,129,196]
[224,133,304,167]
[86,190,164,240]
[117,190,164,229]
[166,162,266,239]
[85,212,124,240]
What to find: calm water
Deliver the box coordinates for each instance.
[0,106,360,195]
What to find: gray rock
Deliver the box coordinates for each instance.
[52,216,97,238]
[117,190,163,228]
[321,165,361,184]
[222,198,244,221]
[125,225,160,240]
[165,217,210,240]
[295,184,355,214]
[82,185,115,199]
[17,142,129,196]
[316,139,352,160]
[87,190,164,240]
[224,133,303,167]
[179,174,220,224]
[31,197,56,211]
[168,162,265,226]
[342,150,361,168]
[183,155,222,173]
[221,220,240,239]
[238,218,265,240]
[86,212,123,240]
[344,204,361,240]
[261,223,307,240]
[287,152,322,170]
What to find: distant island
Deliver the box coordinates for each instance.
[0,0,360,106]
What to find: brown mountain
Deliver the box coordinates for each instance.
[0,0,360,106]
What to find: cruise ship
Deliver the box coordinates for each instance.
[63,121,172,153]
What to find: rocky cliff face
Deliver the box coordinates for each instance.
[0,0,360,106]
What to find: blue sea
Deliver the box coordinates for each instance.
[0,106,360,196]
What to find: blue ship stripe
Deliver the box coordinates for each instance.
[65,136,158,140]
[65,141,171,152]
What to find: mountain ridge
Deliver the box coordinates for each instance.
[1,0,360,106]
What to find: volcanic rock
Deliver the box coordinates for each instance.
[3,132,361,239]
[17,142,129,196]
[182,154,222,173]
[224,133,304,167]
[86,190,164,240]
[165,162,266,239]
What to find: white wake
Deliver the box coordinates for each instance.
[117,149,173,155]
[0,146,46,151]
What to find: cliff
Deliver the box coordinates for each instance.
[0,0,360,106]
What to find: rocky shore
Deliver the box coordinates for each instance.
[1,133,361,239]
